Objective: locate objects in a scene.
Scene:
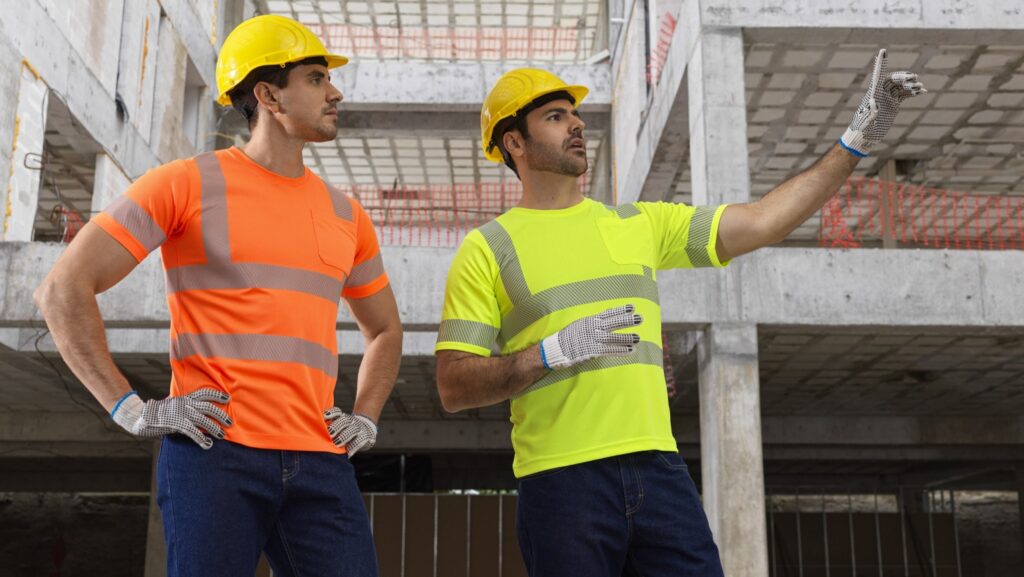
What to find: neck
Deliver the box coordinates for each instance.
[517,169,584,210]
[241,121,308,178]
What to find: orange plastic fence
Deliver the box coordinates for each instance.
[307,24,584,61]
[820,177,1024,250]
[341,175,588,247]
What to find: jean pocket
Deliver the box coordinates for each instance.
[655,452,689,470]
[518,466,570,481]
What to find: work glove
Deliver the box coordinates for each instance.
[840,49,926,157]
[539,304,643,370]
[111,389,232,450]
[324,408,378,457]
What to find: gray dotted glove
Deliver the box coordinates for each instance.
[540,304,643,370]
[111,389,232,450]
[840,48,926,157]
[324,408,378,457]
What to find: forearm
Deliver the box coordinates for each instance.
[755,143,859,241]
[351,326,402,422]
[34,282,131,412]
[438,345,548,412]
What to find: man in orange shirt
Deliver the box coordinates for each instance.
[34,15,401,577]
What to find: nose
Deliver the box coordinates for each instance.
[328,81,343,104]
[571,113,586,135]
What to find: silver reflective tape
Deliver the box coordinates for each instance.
[104,195,166,252]
[166,262,343,302]
[685,206,716,268]
[477,220,531,305]
[499,274,660,345]
[172,333,338,378]
[347,253,385,288]
[437,319,499,350]
[513,341,664,399]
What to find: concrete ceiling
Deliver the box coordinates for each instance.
[673,41,1024,243]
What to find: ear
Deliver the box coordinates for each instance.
[502,128,526,160]
[253,81,282,114]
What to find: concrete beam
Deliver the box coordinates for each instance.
[696,0,1024,37]
[220,109,610,139]
[334,62,612,112]
[4,243,1024,329]
[4,412,1022,450]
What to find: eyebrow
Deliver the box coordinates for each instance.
[307,70,327,79]
[544,107,581,117]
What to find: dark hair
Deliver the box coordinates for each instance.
[227,56,329,129]
[491,90,575,177]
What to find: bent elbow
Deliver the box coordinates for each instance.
[435,379,464,414]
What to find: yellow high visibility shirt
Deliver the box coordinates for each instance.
[435,198,729,477]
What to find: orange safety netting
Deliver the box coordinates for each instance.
[647,13,678,87]
[339,175,588,247]
[307,24,584,61]
[820,177,1024,250]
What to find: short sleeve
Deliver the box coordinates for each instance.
[636,202,730,269]
[91,160,193,262]
[342,198,390,299]
[434,231,501,357]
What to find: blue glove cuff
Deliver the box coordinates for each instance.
[838,138,869,158]
[111,390,139,417]
[539,342,552,371]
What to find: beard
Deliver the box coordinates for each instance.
[523,137,588,177]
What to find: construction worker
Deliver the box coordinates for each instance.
[435,53,924,576]
[34,15,400,577]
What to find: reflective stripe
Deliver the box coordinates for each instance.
[167,262,343,302]
[105,195,166,252]
[614,204,641,219]
[685,206,716,268]
[437,319,498,350]
[195,152,231,264]
[477,220,531,305]
[512,341,663,399]
[642,265,653,280]
[498,274,660,346]
[347,253,384,288]
[327,184,354,221]
[172,333,338,378]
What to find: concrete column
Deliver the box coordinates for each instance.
[687,26,750,206]
[91,152,132,217]
[144,441,166,577]
[2,63,48,241]
[697,323,768,577]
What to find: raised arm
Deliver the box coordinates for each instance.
[715,48,926,261]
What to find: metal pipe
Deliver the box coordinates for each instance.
[498,495,504,577]
[951,491,963,577]
[822,490,830,577]
[466,495,473,577]
[899,488,909,577]
[848,492,856,577]
[796,490,804,577]
[927,491,937,577]
[401,493,407,577]
[874,492,884,577]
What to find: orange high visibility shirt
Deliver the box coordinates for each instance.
[94,147,389,453]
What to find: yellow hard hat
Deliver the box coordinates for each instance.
[215,14,349,106]
[481,68,588,163]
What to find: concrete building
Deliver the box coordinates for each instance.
[0,1,1022,576]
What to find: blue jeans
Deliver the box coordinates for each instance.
[516,451,724,577]
[157,435,377,577]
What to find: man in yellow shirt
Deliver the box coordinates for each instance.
[435,54,924,576]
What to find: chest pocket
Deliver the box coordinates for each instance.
[596,216,655,267]
[311,212,357,277]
